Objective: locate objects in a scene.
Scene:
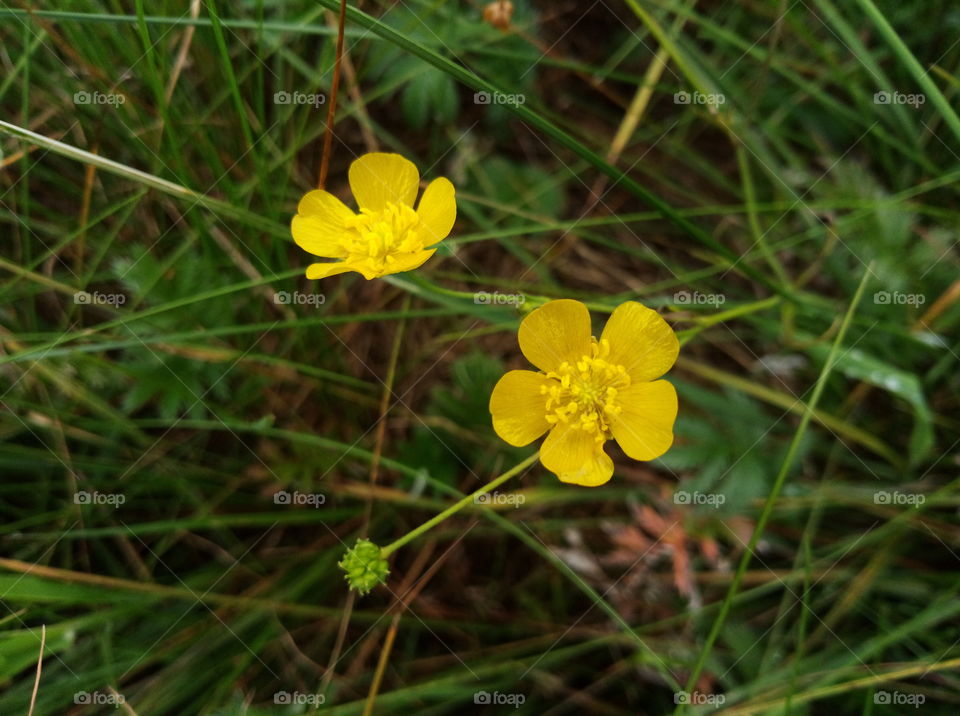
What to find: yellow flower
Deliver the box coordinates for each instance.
[490,299,679,487]
[291,153,456,280]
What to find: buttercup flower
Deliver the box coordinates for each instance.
[291,153,456,279]
[490,299,678,486]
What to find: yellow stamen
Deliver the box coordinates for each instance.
[539,338,630,443]
[341,202,424,272]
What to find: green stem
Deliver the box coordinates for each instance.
[677,295,782,346]
[404,272,477,302]
[381,452,539,558]
[736,146,791,285]
[853,0,960,146]
[400,273,644,315]
[680,261,874,705]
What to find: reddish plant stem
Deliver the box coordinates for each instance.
[318,0,348,189]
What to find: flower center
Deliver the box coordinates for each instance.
[541,338,631,442]
[342,202,424,269]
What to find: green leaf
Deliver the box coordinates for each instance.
[401,68,459,129]
[809,344,934,465]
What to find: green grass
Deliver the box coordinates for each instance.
[1,1,959,714]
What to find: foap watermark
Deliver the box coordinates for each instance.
[75,491,126,508]
[474,290,525,306]
[73,90,125,106]
[874,91,925,108]
[474,90,526,106]
[475,491,525,509]
[74,691,125,706]
[674,290,726,307]
[74,291,126,306]
[674,691,726,707]
[274,490,326,508]
[874,491,925,507]
[274,291,325,307]
[674,90,726,107]
[273,691,325,706]
[874,690,925,708]
[273,90,326,108]
[474,691,525,708]
[874,290,925,306]
[674,490,726,508]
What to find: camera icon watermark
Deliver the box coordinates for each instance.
[274,291,325,307]
[74,491,126,508]
[874,690,925,708]
[273,691,325,705]
[273,490,326,508]
[873,290,925,306]
[474,291,525,306]
[474,690,526,708]
[674,490,726,508]
[873,91,925,108]
[73,90,126,106]
[674,290,726,307]
[674,90,726,107]
[674,691,726,707]
[874,491,925,507]
[74,691,125,705]
[74,291,127,306]
[474,491,525,509]
[474,91,526,106]
[273,90,326,108]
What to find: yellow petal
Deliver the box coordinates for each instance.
[348,153,419,211]
[309,250,436,281]
[610,380,677,461]
[540,421,599,476]
[416,177,456,245]
[379,249,436,276]
[305,261,359,280]
[296,188,354,219]
[556,449,614,487]
[489,370,553,446]
[518,299,592,372]
[601,301,678,382]
[291,190,354,258]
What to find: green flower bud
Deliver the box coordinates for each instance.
[338,539,389,595]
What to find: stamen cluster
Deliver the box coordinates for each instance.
[541,338,631,442]
[341,202,423,271]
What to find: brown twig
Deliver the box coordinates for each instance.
[76,145,98,276]
[165,0,202,102]
[318,0,348,189]
[324,8,379,153]
[28,624,45,716]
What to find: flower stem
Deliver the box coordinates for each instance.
[400,274,625,315]
[403,273,477,302]
[381,452,539,558]
[318,0,347,189]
